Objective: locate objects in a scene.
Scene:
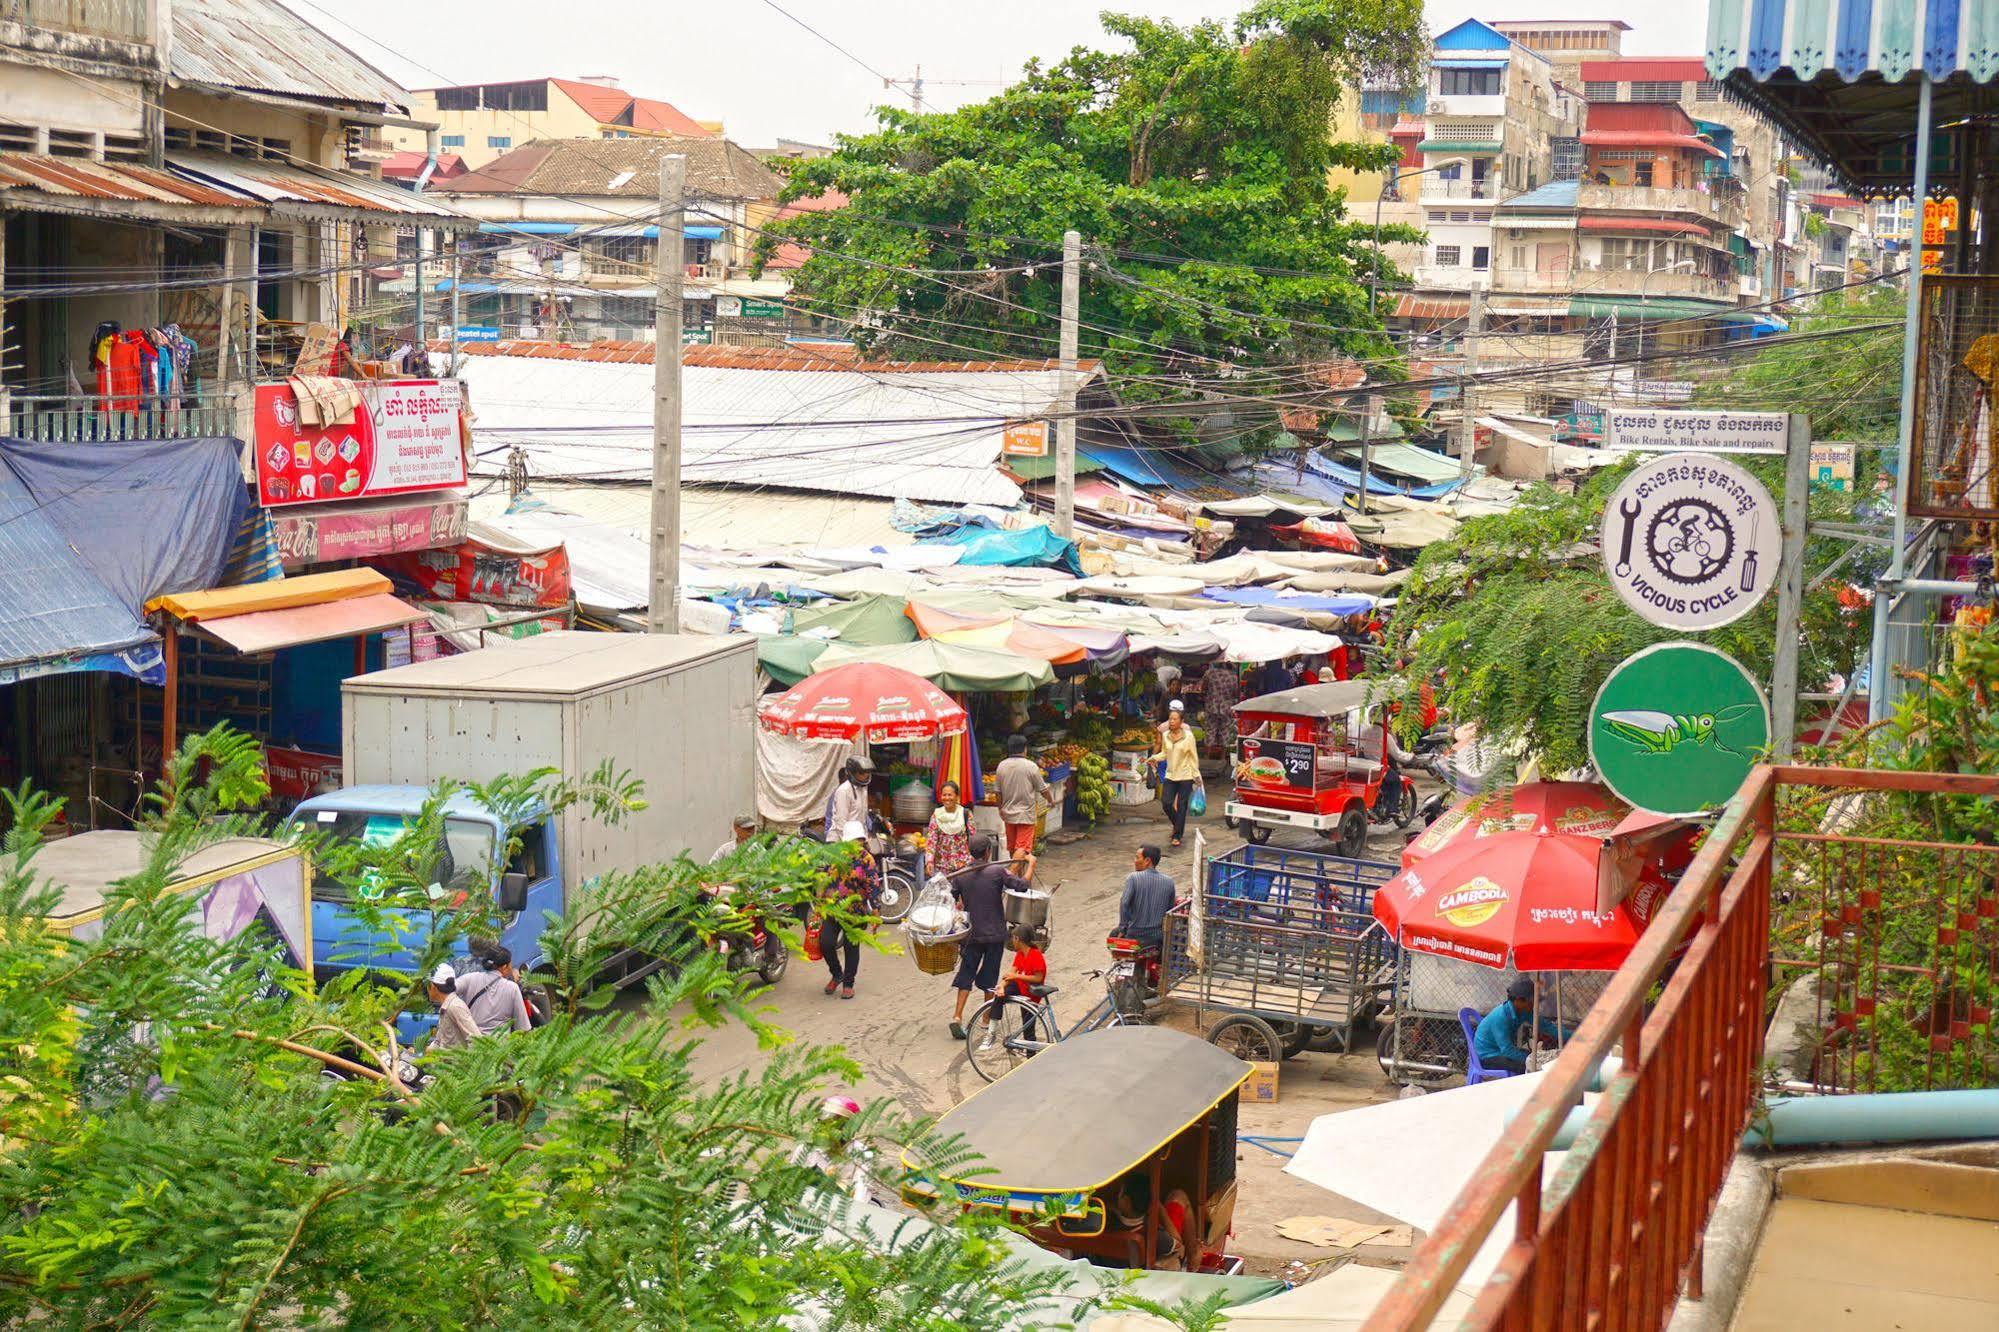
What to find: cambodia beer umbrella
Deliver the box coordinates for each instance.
[758,661,969,743]
[1371,825,1662,972]
[1400,781,1629,870]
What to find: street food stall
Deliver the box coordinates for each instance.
[1224,681,1404,856]
[908,1027,1250,1274]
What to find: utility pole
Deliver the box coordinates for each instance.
[1355,392,1375,515]
[448,235,462,377]
[1456,287,1484,476]
[1770,413,1812,757]
[909,65,923,112]
[1054,228,1080,540]
[648,154,686,635]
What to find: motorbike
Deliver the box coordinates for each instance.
[1105,933,1161,1017]
[706,882,789,985]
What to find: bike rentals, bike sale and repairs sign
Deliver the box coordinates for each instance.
[253,379,467,507]
[1603,409,1789,455]
[1588,643,1771,817]
[1601,452,1780,631]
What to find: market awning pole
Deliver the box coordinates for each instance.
[160,623,179,771]
[1871,73,1934,724]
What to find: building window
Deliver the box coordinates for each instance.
[1584,80,1617,100]
[1435,245,1462,267]
[1630,81,1685,103]
[1472,246,1490,271]
[1438,68,1502,97]
[441,135,465,148]
[487,136,511,149]
[1510,246,1526,269]
[435,88,479,111]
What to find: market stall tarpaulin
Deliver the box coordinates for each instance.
[758,661,969,743]
[253,378,467,507]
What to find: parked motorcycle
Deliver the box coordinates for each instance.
[706,882,789,985]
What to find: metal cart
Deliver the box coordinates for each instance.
[1162,844,1400,1061]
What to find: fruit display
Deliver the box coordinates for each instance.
[1066,708,1115,751]
[1071,750,1112,823]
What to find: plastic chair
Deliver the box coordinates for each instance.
[1459,1007,1516,1083]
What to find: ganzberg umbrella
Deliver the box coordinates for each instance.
[757,661,968,743]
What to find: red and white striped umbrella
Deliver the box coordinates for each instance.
[757,661,968,743]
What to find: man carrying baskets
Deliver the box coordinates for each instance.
[946,834,1037,1041]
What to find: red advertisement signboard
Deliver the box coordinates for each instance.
[254,379,467,507]
[1236,738,1317,793]
[374,536,573,610]
[264,746,344,803]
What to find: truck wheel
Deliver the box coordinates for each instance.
[1206,1014,1282,1063]
[1243,822,1272,845]
[1334,804,1368,858]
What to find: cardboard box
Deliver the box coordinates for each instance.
[1243,1061,1280,1103]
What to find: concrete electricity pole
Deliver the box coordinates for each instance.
[1054,228,1081,540]
[1456,286,1484,476]
[648,154,686,635]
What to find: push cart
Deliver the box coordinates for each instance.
[1161,844,1399,1062]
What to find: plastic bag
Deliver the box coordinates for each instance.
[1190,779,1208,817]
[905,873,961,940]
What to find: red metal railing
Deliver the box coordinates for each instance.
[1366,764,1999,1331]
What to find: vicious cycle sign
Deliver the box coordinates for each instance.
[1600,452,1779,631]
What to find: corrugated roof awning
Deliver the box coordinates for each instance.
[1434,58,1508,68]
[166,152,476,229]
[1705,0,1996,195]
[1393,294,1471,321]
[1333,441,1466,486]
[1581,130,1725,158]
[150,569,423,654]
[1578,216,1714,237]
[1568,296,1744,322]
[1418,140,1503,154]
[0,152,261,224]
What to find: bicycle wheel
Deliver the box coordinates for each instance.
[965,996,1046,1082]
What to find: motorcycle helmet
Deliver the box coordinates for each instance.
[819,1094,861,1121]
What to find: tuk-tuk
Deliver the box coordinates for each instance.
[907,1027,1248,1274]
[1224,680,1404,855]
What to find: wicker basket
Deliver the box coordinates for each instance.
[909,934,965,975]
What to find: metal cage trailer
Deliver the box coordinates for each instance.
[1162,844,1399,1061]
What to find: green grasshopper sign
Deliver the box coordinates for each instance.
[1588,643,1770,816]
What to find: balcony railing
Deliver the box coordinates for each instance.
[1410,265,1492,290]
[6,392,239,443]
[1367,763,1999,1332]
[1,0,152,44]
[1493,265,1737,302]
[1420,177,1500,202]
[1576,181,1746,229]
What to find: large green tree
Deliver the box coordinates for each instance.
[0,730,1197,1329]
[1693,286,1905,443]
[759,1,1425,448]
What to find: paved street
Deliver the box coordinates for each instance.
[689,790,1425,1276]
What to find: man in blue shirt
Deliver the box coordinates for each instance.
[1474,978,1563,1076]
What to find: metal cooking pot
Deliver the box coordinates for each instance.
[1003,888,1051,929]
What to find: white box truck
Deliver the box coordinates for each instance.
[294,631,757,985]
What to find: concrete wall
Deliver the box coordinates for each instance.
[387,90,603,168]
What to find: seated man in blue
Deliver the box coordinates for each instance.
[1474,977,1565,1075]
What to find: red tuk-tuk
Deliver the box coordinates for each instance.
[1224,681,1407,856]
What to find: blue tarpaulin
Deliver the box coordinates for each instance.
[933,522,1083,575]
[0,435,244,683]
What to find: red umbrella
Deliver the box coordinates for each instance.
[1373,827,1649,972]
[1401,781,1628,869]
[758,661,968,743]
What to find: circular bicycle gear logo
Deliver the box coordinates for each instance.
[1645,496,1735,585]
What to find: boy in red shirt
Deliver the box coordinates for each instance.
[1002,925,1049,1038]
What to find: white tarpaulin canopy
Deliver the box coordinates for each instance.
[457,352,1106,507]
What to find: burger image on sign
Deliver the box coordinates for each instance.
[1434,876,1508,929]
[1237,739,1289,790]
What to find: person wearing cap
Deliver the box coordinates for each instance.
[709,813,759,863]
[1149,700,1201,847]
[828,755,878,850]
[426,963,482,1051]
[1474,977,1564,1076]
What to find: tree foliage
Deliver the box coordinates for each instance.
[1386,461,1875,774]
[759,1,1425,446]
[0,728,1188,1329]
[1693,286,1905,444]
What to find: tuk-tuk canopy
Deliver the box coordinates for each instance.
[1234,680,1375,719]
[921,1027,1249,1206]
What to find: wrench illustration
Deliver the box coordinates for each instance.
[1614,497,1641,577]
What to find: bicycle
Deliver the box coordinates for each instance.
[964,964,1148,1083]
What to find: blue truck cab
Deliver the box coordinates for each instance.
[291,785,562,993]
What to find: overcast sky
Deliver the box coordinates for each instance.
[290,1,1709,148]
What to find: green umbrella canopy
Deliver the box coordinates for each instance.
[788,594,918,646]
[812,639,1053,692]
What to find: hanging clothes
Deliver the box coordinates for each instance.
[103,332,145,411]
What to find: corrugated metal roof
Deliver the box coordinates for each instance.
[447,136,783,200]
[453,350,1103,508]
[169,0,411,112]
[0,153,257,210]
[166,152,469,223]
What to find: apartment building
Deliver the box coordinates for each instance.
[386,77,716,170]
[1396,19,1582,318]
[1491,18,1630,83]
